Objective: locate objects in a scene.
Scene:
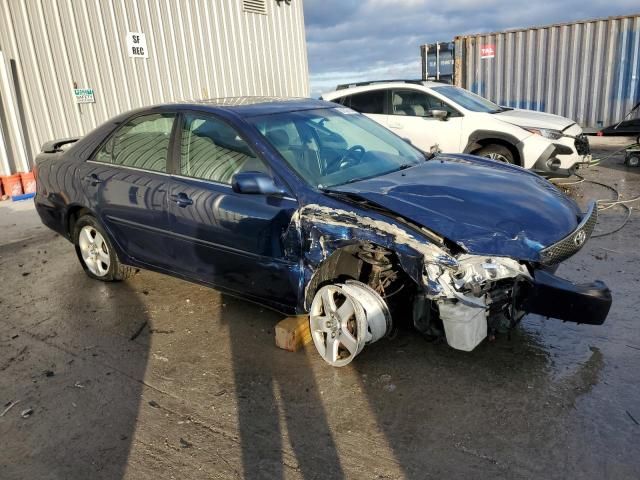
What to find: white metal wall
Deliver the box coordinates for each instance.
[0,0,309,175]
[454,14,640,129]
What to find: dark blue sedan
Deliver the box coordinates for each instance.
[35,97,611,366]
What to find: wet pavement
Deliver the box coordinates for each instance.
[0,137,639,479]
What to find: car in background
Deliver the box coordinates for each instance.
[34,97,610,367]
[321,80,591,177]
[596,118,640,140]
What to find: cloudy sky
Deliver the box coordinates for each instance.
[303,0,638,97]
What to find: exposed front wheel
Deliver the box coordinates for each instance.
[309,281,391,367]
[73,215,136,282]
[476,144,515,164]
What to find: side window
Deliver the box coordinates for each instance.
[428,94,461,117]
[94,113,174,173]
[346,90,386,114]
[180,114,268,184]
[391,90,460,117]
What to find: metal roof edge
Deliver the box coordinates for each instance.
[453,12,640,40]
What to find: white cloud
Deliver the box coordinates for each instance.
[304,0,638,96]
[310,61,420,97]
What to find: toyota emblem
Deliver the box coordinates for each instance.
[573,229,587,246]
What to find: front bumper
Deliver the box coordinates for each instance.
[520,269,612,325]
[531,143,576,177]
[531,131,591,178]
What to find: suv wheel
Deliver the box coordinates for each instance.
[73,215,136,281]
[476,145,515,164]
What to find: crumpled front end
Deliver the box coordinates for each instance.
[421,245,611,352]
[411,201,609,351]
[296,198,611,356]
[422,254,532,351]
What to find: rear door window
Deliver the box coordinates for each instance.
[94,113,175,173]
[342,90,386,114]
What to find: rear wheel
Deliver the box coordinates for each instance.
[73,215,135,281]
[476,144,515,164]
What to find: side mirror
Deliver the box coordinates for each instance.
[401,137,413,145]
[231,171,287,196]
[431,109,449,121]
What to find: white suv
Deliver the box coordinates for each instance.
[321,81,591,177]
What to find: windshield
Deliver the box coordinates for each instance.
[432,85,503,113]
[250,107,424,188]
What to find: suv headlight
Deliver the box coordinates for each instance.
[522,127,563,140]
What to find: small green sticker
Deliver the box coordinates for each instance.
[74,88,95,104]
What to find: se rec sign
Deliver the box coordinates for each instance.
[126,32,148,58]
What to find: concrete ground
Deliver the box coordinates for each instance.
[1,137,639,479]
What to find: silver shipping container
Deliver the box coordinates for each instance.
[451,14,640,130]
[0,0,309,177]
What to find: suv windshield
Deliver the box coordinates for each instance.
[432,85,504,113]
[250,107,424,188]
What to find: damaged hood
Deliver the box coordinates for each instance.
[330,155,582,261]
[494,108,575,131]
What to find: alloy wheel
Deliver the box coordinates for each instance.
[309,282,390,367]
[309,285,367,367]
[78,226,111,277]
[484,152,510,163]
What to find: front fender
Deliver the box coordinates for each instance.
[292,203,452,312]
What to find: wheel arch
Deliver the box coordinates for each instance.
[464,130,524,166]
[303,241,419,311]
[65,206,125,262]
[65,205,94,239]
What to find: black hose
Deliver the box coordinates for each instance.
[592,206,632,238]
[556,173,634,238]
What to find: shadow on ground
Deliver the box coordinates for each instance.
[223,295,345,479]
[0,233,150,479]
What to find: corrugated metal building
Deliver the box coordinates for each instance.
[0,0,309,176]
[448,14,640,129]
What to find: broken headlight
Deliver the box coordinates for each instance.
[423,254,531,301]
[450,256,530,295]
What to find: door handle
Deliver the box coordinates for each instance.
[170,192,193,207]
[83,174,103,186]
[388,122,403,129]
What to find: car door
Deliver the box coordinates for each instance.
[167,111,299,306]
[387,89,464,153]
[79,112,176,270]
[337,89,389,128]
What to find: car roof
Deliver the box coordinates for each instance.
[322,81,448,100]
[173,96,334,117]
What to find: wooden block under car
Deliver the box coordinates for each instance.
[275,316,312,352]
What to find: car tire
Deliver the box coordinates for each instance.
[476,145,515,164]
[73,215,136,282]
